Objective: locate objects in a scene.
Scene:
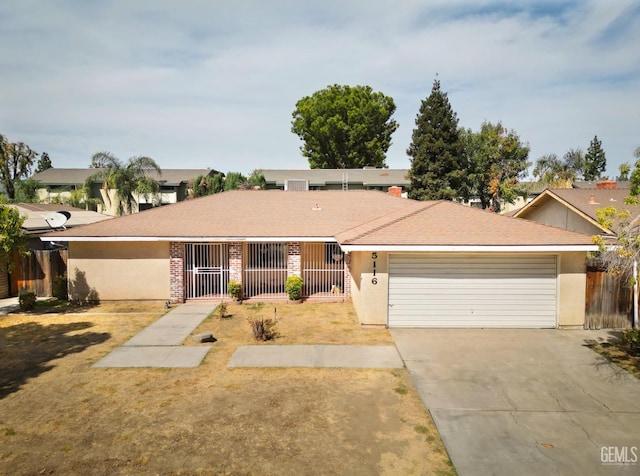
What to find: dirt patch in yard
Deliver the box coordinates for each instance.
[0,301,454,475]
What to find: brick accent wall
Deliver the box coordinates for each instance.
[287,242,301,277]
[169,242,185,303]
[229,242,243,283]
[343,252,352,298]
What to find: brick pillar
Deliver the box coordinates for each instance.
[343,252,352,299]
[229,242,243,284]
[288,242,301,277]
[169,242,185,303]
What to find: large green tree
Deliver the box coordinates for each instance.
[87,152,162,216]
[463,121,530,211]
[532,148,584,187]
[0,134,38,200]
[584,135,606,180]
[35,152,52,173]
[0,203,28,272]
[291,84,398,169]
[406,79,465,201]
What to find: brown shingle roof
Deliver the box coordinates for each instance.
[336,200,594,246]
[42,190,595,248]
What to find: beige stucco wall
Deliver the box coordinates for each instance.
[68,241,170,300]
[348,251,389,326]
[557,251,588,328]
[521,198,602,236]
[349,250,588,328]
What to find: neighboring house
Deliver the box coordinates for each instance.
[512,183,640,241]
[29,168,220,216]
[10,203,112,297]
[41,190,596,329]
[262,168,410,195]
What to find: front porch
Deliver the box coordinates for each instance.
[170,241,350,302]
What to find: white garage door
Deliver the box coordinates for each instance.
[388,254,557,328]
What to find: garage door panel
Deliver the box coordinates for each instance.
[388,254,557,328]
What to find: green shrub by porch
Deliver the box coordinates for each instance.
[285,275,304,301]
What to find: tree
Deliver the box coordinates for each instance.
[406,79,465,201]
[35,152,53,173]
[223,172,247,191]
[532,148,584,187]
[617,162,631,181]
[0,134,38,200]
[0,203,28,272]
[188,173,225,198]
[246,169,266,189]
[87,152,162,216]
[584,135,606,180]
[463,121,530,211]
[291,84,398,169]
[14,179,42,203]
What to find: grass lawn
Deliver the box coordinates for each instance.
[0,300,455,475]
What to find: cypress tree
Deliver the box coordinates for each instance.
[406,79,466,201]
[583,135,606,180]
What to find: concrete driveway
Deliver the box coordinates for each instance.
[391,329,640,476]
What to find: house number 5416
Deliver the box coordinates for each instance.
[371,252,378,285]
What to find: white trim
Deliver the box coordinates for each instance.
[40,236,338,243]
[340,244,598,252]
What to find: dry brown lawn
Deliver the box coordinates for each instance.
[0,300,455,476]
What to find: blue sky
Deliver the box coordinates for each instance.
[1,0,639,179]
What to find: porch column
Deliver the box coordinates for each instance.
[229,242,243,284]
[169,242,185,303]
[287,242,301,277]
[344,252,352,299]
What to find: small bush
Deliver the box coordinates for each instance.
[216,301,228,319]
[227,280,242,301]
[248,314,279,341]
[285,275,304,301]
[620,328,640,356]
[18,292,37,311]
[53,274,68,301]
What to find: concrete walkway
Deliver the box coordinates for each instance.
[94,302,217,368]
[228,345,404,368]
[392,329,640,476]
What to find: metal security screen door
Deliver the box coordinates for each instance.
[243,243,288,298]
[302,242,344,297]
[185,243,230,299]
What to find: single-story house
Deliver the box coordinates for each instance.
[30,168,221,216]
[512,184,640,240]
[41,190,596,329]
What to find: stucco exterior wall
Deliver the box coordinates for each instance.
[521,198,602,236]
[348,251,389,326]
[557,251,588,328]
[68,241,170,300]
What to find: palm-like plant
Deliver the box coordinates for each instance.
[87,152,162,216]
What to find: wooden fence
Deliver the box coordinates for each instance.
[11,249,68,297]
[585,264,633,329]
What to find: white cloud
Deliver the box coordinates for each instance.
[0,0,638,177]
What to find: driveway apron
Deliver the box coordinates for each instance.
[391,329,640,476]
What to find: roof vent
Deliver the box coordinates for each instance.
[589,194,599,205]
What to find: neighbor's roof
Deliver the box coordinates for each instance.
[12,203,112,233]
[41,190,596,250]
[30,168,219,186]
[261,168,409,187]
[514,188,640,235]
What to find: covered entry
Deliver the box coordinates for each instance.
[185,243,230,299]
[388,254,558,328]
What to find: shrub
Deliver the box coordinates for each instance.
[227,280,242,301]
[18,291,37,311]
[248,317,279,341]
[53,274,68,301]
[285,275,304,301]
[216,301,228,319]
[620,328,640,356]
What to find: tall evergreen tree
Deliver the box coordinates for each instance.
[35,152,53,173]
[583,135,606,180]
[406,79,465,201]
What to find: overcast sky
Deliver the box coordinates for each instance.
[1,0,639,179]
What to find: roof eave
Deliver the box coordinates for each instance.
[339,244,598,252]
